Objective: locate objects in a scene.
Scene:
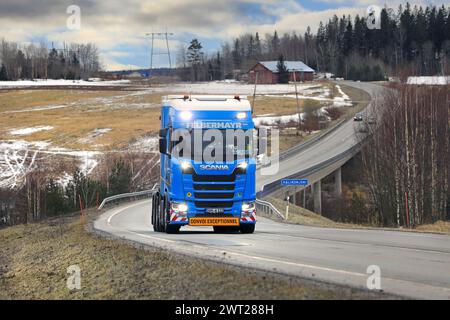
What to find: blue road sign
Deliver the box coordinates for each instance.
[281,179,309,186]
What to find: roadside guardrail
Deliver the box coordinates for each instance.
[255,198,285,220]
[98,184,158,210]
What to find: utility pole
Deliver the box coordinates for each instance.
[145,31,174,72]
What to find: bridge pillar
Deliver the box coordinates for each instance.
[313,180,322,215]
[334,167,342,195]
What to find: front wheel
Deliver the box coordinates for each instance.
[240,224,255,234]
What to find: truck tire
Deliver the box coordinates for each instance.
[240,224,255,234]
[153,192,165,232]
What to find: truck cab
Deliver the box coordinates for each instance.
[152,95,257,234]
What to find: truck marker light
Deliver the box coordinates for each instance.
[237,112,247,120]
[236,162,248,174]
[181,162,194,174]
[180,111,192,121]
[187,192,192,198]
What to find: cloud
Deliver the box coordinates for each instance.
[0,0,449,70]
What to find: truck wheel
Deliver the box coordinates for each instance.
[240,224,255,234]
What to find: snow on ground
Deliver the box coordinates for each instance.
[407,76,450,85]
[128,136,159,152]
[254,113,305,127]
[9,126,54,136]
[0,79,130,88]
[158,82,319,95]
[263,84,352,107]
[78,128,112,144]
[0,139,100,189]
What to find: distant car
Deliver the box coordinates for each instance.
[354,113,364,122]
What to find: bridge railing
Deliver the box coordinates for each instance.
[256,198,285,220]
[98,184,158,210]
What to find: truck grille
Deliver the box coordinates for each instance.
[193,184,235,191]
[192,173,236,183]
[195,201,233,208]
[195,193,234,199]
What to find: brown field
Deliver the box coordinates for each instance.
[0,82,362,152]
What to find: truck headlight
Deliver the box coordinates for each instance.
[180,111,192,121]
[236,162,248,174]
[171,202,188,213]
[237,112,247,120]
[242,201,255,212]
[181,161,194,174]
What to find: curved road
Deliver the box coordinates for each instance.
[95,200,450,299]
[94,82,450,299]
[257,81,383,193]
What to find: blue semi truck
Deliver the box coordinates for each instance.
[151,95,257,234]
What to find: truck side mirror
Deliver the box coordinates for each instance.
[159,137,168,155]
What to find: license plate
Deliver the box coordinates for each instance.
[189,217,240,227]
[206,208,225,214]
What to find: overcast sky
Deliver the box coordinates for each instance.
[0,0,448,70]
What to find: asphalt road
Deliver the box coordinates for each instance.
[94,82,450,299]
[95,200,450,299]
[257,81,384,192]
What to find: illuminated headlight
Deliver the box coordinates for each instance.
[171,202,188,213]
[242,201,256,212]
[181,161,194,174]
[237,112,247,120]
[236,162,248,174]
[180,111,192,121]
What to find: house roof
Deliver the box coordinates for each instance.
[258,61,315,73]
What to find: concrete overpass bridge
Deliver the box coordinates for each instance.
[257,81,384,214]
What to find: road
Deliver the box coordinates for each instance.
[95,200,450,299]
[93,82,450,299]
[257,81,384,193]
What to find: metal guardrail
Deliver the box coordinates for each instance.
[98,184,158,210]
[256,199,285,220]
[98,184,286,223]
[274,118,348,163]
[258,144,360,198]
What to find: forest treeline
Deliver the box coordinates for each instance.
[178,3,450,81]
[0,40,101,81]
[360,84,449,226]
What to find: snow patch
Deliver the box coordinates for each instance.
[10,126,54,136]
[79,128,112,144]
[407,76,450,85]
[0,79,130,88]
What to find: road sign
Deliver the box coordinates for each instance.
[281,179,309,186]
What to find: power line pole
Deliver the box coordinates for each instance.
[145,31,174,72]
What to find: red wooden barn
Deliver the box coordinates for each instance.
[248,61,315,84]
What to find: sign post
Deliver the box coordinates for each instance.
[281,179,309,220]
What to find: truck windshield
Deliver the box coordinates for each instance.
[171,129,254,161]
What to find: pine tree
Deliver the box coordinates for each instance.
[0,64,8,81]
[277,55,289,84]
